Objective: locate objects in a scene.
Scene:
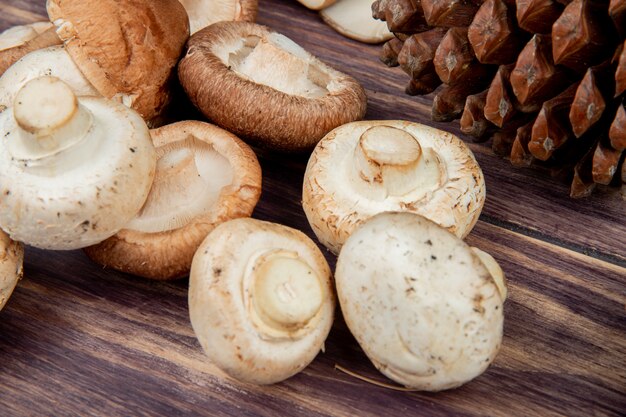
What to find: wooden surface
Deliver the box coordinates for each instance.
[1,1,625,416]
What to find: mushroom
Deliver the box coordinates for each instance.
[295,0,338,10]
[0,76,156,250]
[0,230,24,312]
[335,211,505,391]
[0,0,189,123]
[84,121,262,280]
[189,218,335,384]
[178,0,258,34]
[178,21,367,152]
[0,22,61,76]
[303,120,485,254]
[320,0,393,44]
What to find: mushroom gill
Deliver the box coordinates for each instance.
[126,136,233,233]
[226,35,331,99]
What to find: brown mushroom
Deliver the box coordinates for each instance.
[179,0,258,34]
[178,22,367,152]
[84,121,262,280]
[41,0,190,123]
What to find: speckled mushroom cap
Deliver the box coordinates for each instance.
[0,76,156,250]
[0,230,24,311]
[189,218,335,384]
[303,120,485,254]
[84,121,262,280]
[46,0,190,122]
[178,21,367,152]
[179,0,258,34]
[335,212,505,391]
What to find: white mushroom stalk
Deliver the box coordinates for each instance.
[189,218,334,384]
[335,212,505,391]
[0,76,156,250]
[303,120,486,254]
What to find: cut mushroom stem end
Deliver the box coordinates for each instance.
[250,249,324,336]
[11,76,92,160]
[354,126,443,199]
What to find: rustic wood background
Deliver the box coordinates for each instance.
[0,1,625,416]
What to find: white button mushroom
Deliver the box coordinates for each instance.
[0,22,60,77]
[0,230,24,312]
[84,121,262,280]
[320,0,393,44]
[0,76,156,250]
[189,218,335,384]
[335,212,505,391]
[178,0,258,34]
[178,22,367,152]
[303,120,486,254]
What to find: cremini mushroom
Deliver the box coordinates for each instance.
[0,0,189,123]
[320,0,393,44]
[179,0,258,34]
[0,22,61,76]
[295,0,337,10]
[178,21,367,152]
[0,230,24,312]
[303,120,485,254]
[335,212,505,391]
[0,76,156,250]
[189,218,335,384]
[84,121,262,280]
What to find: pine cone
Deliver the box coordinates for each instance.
[374,0,626,197]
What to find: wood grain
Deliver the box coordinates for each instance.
[0,0,625,416]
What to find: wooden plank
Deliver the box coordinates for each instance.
[0,0,624,416]
[1,221,624,416]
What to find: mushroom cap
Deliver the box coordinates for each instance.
[303,120,486,254]
[178,21,367,152]
[0,22,53,51]
[0,77,156,250]
[295,0,338,10]
[189,218,335,384]
[320,0,393,44]
[0,46,98,111]
[46,0,190,122]
[0,230,24,311]
[179,0,258,34]
[336,212,504,391]
[84,120,262,280]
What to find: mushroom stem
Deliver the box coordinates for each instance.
[471,247,507,301]
[9,76,93,163]
[250,249,323,337]
[353,126,443,200]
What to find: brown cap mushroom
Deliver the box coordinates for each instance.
[0,76,156,250]
[178,22,367,152]
[303,120,486,254]
[320,0,393,44]
[179,0,258,34]
[84,121,262,280]
[189,218,335,384]
[336,212,505,391]
[46,0,189,122]
[0,230,24,311]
